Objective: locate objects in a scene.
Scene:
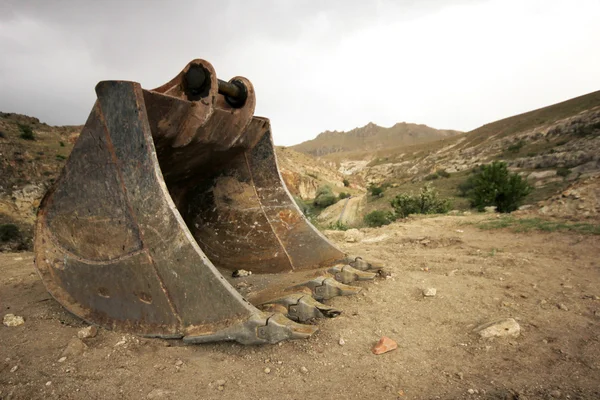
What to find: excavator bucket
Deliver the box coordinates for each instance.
[34,59,382,344]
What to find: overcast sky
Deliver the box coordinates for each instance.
[1,0,599,145]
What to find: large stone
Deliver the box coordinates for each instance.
[474,318,521,338]
[61,338,88,357]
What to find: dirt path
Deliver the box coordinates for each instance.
[1,214,599,399]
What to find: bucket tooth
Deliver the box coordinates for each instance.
[183,312,318,345]
[328,265,377,284]
[261,294,342,323]
[294,277,361,301]
[347,256,373,271]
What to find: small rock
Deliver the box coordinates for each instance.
[467,388,475,394]
[3,314,25,327]
[215,379,226,387]
[10,365,18,373]
[77,325,98,339]
[372,336,398,355]
[457,372,464,380]
[474,318,521,338]
[557,303,569,311]
[61,338,88,357]
[58,357,67,363]
[484,206,497,213]
[343,229,363,243]
[300,366,308,374]
[338,338,346,346]
[549,389,562,398]
[232,269,252,278]
[174,360,183,367]
[147,388,174,399]
[423,288,437,297]
[264,367,271,374]
[46,381,52,387]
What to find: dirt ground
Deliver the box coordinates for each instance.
[1,214,599,400]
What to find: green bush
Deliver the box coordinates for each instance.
[328,221,349,231]
[313,185,338,208]
[390,184,451,218]
[437,169,450,178]
[339,192,351,200]
[466,161,532,213]
[0,224,21,242]
[507,140,525,153]
[424,173,439,181]
[556,167,571,177]
[18,123,35,140]
[368,184,384,197]
[343,179,350,187]
[364,210,394,227]
[59,141,65,147]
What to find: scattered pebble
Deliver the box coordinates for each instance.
[10,365,18,373]
[467,388,475,395]
[45,381,52,387]
[3,314,25,327]
[423,288,437,297]
[62,338,88,357]
[232,269,252,278]
[147,388,174,399]
[58,357,67,363]
[372,336,398,355]
[338,338,346,346]
[558,303,569,311]
[474,318,521,338]
[264,367,271,374]
[77,325,98,339]
[300,366,308,374]
[174,359,183,367]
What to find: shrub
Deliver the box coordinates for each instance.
[437,169,450,178]
[328,221,349,231]
[390,184,451,218]
[0,224,21,242]
[307,172,319,179]
[56,154,67,160]
[59,141,65,147]
[507,140,525,153]
[339,192,351,200]
[343,178,350,187]
[364,210,394,227]
[556,167,571,177]
[466,161,532,213]
[368,184,384,197]
[313,185,338,208]
[424,173,439,181]
[18,123,35,140]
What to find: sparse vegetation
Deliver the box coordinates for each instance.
[368,184,385,197]
[59,141,65,147]
[390,184,451,218]
[436,169,450,178]
[507,140,525,153]
[556,167,571,177]
[343,178,350,187]
[465,161,531,213]
[477,217,600,235]
[338,192,351,200]
[364,210,394,227]
[307,172,319,179]
[328,221,349,231]
[0,224,21,242]
[313,185,338,208]
[424,173,439,181]
[56,154,67,160]
[18,123,35,140]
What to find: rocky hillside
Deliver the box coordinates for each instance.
[0,112,79,250]
[291,122,461,158]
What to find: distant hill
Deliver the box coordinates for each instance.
[291,122,461,158]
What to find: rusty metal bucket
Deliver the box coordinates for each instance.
[34,59,380,344]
